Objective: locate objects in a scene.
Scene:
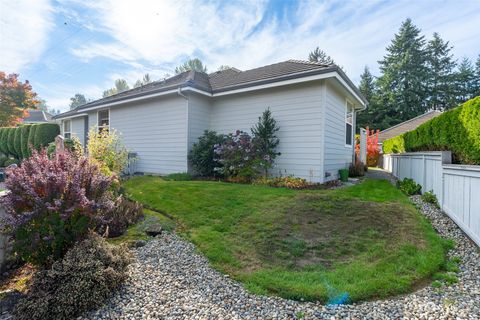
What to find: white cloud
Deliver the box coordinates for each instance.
[70,0,479,84]
[0,0,54,72]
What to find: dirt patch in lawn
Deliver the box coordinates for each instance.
[258,193,427,270]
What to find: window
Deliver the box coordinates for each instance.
[98,109,109,132]
[63,120,71,139]
[345,101,353,146]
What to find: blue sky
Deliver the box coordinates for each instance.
[1,0,479,112]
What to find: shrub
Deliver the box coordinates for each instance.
[349,159,366,177]
[214,130,259,181]
[188,130,225,176]
[396,178,422,195]
[253,176,310,189]
[96,197,144,238]
[422,190,440,208]
[33,123,60,151]
[26,124,37,157]
[20,124,32,159]
[87,127,128,176]
[251,108,281,177]
[0,150,115,266]
[4,158,20,167]
[14,126,22,158]
[47,136,84,158]
[164,172,192,181]
[383,97,480,164]
[13,234,131,320]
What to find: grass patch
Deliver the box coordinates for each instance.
[124,177,449,303]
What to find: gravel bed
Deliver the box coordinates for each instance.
[79,197,479,320]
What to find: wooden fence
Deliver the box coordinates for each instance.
[383,152,480,247]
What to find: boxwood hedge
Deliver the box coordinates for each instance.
[383,97,480,164]
[0,123,60,159]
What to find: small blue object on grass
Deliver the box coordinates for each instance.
[327,292,350,305]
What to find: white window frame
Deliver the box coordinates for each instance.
[97,109,110,132]
[63,119,71,139]
[345,100,354,147]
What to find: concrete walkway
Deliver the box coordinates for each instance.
[365,167,397,185]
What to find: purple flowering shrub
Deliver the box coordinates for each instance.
[214,130,260,181]
[1,150,115,266]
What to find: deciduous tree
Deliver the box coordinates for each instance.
[0,72,38,126]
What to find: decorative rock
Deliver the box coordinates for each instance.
[145,225,162,237]
[130,240,147,248]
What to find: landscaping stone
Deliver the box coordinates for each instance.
[145,224,162,237]
[79,195,479,319]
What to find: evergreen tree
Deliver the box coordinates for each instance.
[356,66,379,129]
[103,79,130,97]
[308,47,335,65]
[251,108,280,178]
[175,58,207,74]
[426,32,456,110]
[69,93,88,109]
[454,57,476,104]
[377,19,429,127]
[475,54,480,97]
[133,74,153,88]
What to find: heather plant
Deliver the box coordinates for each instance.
[0,150,115,265]
[87,127,129,176]
[251,108,281,178]
[214,130,259,180]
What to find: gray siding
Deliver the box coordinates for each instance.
[210,82,324,182]
[187,94,212,173]
[60,117,86,145]
[105,96,188,174]
[323,82,354,180]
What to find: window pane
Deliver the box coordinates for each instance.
[346,123,352,145]
[65,133,71,139]
[64,120,71,132]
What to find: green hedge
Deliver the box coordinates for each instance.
[21,125,32,159]
[0,123,60,159]
[383,97,480,164]
[7,128,16,157]
[33,123,60,150]
[14,127,22,158]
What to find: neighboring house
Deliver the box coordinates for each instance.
[22,110,53,123]
[53,60,366,183]
[378,110,442,146]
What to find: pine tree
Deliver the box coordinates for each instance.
[308,47,335,65]
[426,32,456,110]
[356,66,379,129]
[251,108,280,178]
[475,54,480,97]
[454,57,476,104]
[377,19,429,127]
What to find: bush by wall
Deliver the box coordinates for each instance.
[0,128,7,155]
[383,97,480,164]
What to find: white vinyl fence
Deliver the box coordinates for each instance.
[383,152,480,246]
[359,128,367,164]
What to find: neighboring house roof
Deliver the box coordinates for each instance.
[54,60,366,120]
[378,110,442,143]
[23,110,53,123]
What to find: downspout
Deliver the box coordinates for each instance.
[177,87,189,172]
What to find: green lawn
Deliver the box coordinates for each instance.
[123,177,449,303]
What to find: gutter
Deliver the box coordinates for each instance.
[177,87,190,172]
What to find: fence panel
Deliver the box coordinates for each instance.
[443,165,480,246]
[382,151,480,246]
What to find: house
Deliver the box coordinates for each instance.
[22,110,53,123]
[53,60,367,183]
[378,110,442,146]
